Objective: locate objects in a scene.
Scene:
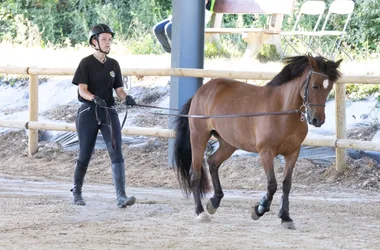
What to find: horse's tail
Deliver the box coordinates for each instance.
[173,98,210,198]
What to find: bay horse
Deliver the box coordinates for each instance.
[173,55,342,229]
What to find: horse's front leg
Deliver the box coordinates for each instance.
[252,150,277,220]
[278,147,300,230]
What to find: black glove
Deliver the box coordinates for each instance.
[123,95,136,106]
[92,96,107,107]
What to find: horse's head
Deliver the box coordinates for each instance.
[300,55,342,127]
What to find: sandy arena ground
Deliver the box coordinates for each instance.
[1,131,380,250]
[1,176,380,250]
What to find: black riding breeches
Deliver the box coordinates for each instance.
[75,103,124,167]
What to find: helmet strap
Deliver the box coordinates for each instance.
[94,35,110,55]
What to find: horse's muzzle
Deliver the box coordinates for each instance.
[309,117,325,127]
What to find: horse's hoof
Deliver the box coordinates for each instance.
[197,212,212,223]
[282,221,296,230]
[206,200,217,214]
[251,205,262,220]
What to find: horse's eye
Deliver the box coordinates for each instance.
[312,84,319,90]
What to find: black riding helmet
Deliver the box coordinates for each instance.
[88,24,115,54]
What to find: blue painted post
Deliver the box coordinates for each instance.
[168,0,206,166]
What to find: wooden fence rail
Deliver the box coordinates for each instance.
[1,119,380,151]
[1,66,380,171]
[1,66,380,84]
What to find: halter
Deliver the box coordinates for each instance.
[301,70,329,107]
[299,70,329,122]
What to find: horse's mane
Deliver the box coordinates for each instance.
[266,55,342,86]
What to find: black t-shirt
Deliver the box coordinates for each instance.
[72,55,123,106]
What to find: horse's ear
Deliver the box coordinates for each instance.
[335,59,343,68]
[307,54,319,71]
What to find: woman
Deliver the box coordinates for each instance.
[153,16,172,53]
[71,24,136,208]
[153,0,212,53]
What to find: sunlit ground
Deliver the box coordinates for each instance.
[1,43,380,75]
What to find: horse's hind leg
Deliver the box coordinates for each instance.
[251,149,277,220]
[278,147,300,230]
[190,130,212,221]
[206,134,236,215]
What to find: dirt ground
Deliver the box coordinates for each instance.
[1,126,380,249]
[1,75,380,249]
[1,177,380,250]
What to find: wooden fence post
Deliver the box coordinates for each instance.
[335,83,347,171]
[28,72,38,156]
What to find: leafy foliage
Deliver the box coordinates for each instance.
[204,42,231,58]
[346,84,380,101]
[290,0,380,58]
[346,0,380,52]
[0,0,379,58]
[0,0,171,50]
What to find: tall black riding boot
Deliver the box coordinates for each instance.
[112,162,136,208]
[70,162,88,206]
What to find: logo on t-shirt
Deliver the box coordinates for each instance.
[110,71,115,77]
